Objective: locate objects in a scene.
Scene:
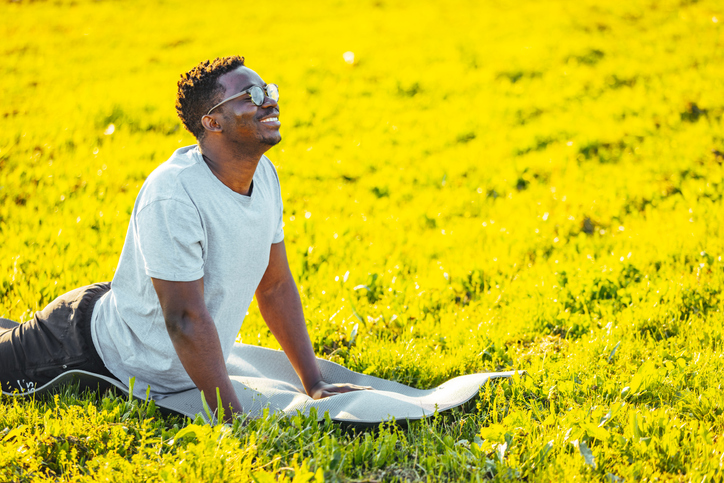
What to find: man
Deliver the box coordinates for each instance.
[0,55,367,419]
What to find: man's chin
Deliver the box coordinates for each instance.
[261,134,282,147]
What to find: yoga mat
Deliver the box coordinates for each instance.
[2,335,516,425]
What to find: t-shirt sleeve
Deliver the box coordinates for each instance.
[273,196,284,244]
[271,163,285,244]
[135,199,205,281]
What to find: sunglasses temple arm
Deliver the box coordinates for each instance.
[206,91,248,115]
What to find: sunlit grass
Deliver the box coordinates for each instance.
[2,0,724,480]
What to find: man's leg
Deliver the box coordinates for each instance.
[0,318,18,330]
[0,283,117,393]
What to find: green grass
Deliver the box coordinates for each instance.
[2,0,724,480]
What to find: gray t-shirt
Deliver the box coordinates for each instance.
[91,145,284,398]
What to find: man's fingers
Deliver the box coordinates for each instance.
[315,389,341,399]
[331,383,372,393]
[317,384,373,398]
[310,381,375,399]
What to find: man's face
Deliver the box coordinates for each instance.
[214,66,281,147]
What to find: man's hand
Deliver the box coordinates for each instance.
[257,242,371,397]
[309,380,373,400]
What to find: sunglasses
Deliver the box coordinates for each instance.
[206,84,279,116]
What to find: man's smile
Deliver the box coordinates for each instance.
[260,114,280,126]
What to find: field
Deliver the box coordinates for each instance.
[2,0,724,480]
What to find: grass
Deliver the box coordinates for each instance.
[2,0,724,480]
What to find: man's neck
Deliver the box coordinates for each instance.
[198,142,266,196]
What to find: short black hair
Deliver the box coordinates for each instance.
[175,56,246,140]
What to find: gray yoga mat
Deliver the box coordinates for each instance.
[2,322,515,424]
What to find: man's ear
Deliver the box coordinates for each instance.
[201,114,223,133]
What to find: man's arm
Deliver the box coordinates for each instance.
[151,277,241,421]
[256,241,370,398]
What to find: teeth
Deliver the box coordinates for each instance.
[261,117,278,123]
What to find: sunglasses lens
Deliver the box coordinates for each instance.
[266,84,279,102]
[249,86,265,106]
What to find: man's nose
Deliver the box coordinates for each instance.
[261,95,278,109]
